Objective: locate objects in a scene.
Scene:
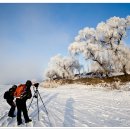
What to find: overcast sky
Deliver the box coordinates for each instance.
[0,3,130,84]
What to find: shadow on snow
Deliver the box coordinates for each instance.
[63,97,75,127]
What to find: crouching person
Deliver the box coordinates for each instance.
[4,85,17,117]
[14,80,32,125]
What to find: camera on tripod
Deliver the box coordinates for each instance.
[33,83,39,89]
[32,83,39,98]
[28,81,49,121]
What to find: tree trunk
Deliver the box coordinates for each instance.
[123,65,128,76]
[90,51,110,77]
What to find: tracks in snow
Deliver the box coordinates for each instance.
[0,86,130,127]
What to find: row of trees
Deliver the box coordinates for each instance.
[45,16,130,80]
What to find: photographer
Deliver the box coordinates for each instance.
[14,80,32,125]
[4,85,17,117]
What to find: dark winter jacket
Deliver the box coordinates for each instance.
[21,87,32,100]
[4,88,15,101]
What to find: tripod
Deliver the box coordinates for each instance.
[28,86,49,121]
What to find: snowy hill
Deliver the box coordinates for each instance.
[0,84,130,127]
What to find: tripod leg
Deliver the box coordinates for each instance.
[37,94,40,121]
[38,91,48,115]
[28,96,34,111]
[37,90,52,126]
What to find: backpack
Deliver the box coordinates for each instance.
[14,84,26,98]
[4,91,10,99]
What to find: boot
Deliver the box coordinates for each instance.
[25,119,32,123]
[18,121,23,126]
[8,114,16,118]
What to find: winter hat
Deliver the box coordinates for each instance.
[26,80,32,87]
[12,85,17,90]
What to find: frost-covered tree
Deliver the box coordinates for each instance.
[44,54,81,80]
[45,68,61,80]
[69,16,130,76]
[113,44,130,75]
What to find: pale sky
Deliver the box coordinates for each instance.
[0,3,130,84]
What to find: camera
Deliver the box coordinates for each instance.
[33,83,39,88]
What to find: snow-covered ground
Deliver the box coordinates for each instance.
[0,84,130,127]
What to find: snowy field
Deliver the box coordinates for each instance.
[0,84,130,127]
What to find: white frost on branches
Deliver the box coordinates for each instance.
[44,54,81,80]
[69,16,130,76]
